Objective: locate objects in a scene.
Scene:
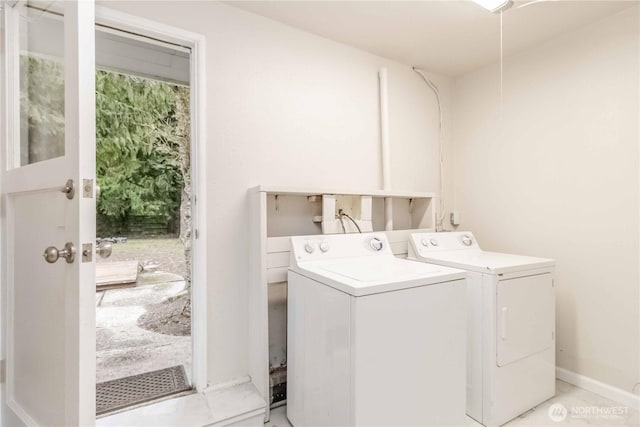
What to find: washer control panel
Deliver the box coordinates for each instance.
[290,233,392,266]
[369,237,384,252]
[409,231,480,256]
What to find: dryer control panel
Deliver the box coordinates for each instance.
[409,231,481,257]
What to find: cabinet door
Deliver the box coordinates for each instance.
[496,273,554,367]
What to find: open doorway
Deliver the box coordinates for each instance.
[3,2,204,422]
[92,29,194,415]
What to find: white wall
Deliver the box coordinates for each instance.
[452,6,639,393]
[102,1,452,386]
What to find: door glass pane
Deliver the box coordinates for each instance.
[19,3,64,166]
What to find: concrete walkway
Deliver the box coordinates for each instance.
[96,274,192,383]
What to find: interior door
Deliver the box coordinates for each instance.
[1,1,96,425]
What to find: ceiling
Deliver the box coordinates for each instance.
[225,0,637,76]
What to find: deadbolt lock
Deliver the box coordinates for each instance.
[60,179,75,200]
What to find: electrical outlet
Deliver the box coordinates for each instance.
[450,211,460,226]
[272,383,287,403]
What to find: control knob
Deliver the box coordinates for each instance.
[370,237,383,252]
[319,241,330,253]
[430,238,439,246]
[304,242,315,254]
[421,238,429,247]
[461,235,473,246]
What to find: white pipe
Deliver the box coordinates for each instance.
[379,68,393,231]
[379,68,391,191]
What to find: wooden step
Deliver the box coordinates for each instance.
[96,261,139,290]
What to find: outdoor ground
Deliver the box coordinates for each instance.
[101,237,187,278]
[96,237,192,383]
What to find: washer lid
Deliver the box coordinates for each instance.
[293,257,466,296]
[415,250,554,275]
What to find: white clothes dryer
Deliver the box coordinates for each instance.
[287,233,467,426]
[409,231,556,427]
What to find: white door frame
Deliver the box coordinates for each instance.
[94,6,208,393]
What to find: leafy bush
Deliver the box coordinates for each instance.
[96,71,188,226]
[21,56,188,232]
[20,56,65,164]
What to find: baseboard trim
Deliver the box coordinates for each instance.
[556,367,640,411]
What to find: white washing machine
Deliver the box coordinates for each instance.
[287,233,467,427]
[408,231,556,426]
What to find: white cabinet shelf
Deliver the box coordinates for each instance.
[248,186,438,421]
[252,185,436,238]
[249,185,436,199]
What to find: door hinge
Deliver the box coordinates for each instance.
[0,359,5,383]
[195,229,199,239]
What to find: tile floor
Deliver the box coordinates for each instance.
[266,380,639,427]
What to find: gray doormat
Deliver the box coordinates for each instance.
[96,365,191,415]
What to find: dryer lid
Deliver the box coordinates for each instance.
[415,250,554,275]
